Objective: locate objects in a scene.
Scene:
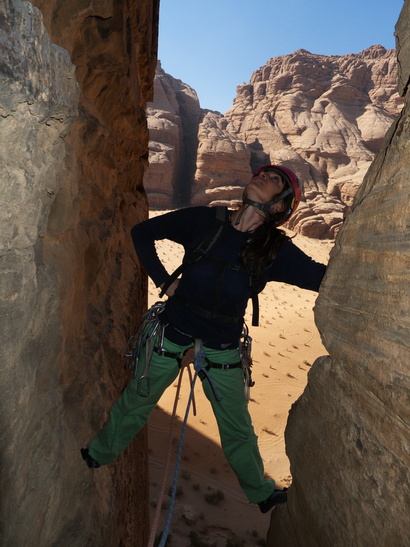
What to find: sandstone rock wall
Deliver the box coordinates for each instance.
[0,0,158,545]
[267,2,410,545]
[191,111,252,207]
[146,47,403,238]
[225,46,402,238]
[144,62,201,208]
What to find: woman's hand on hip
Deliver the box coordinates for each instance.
[160,279,180,297]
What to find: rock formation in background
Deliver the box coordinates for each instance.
[267,2,410,545]
[144,62,201,208]
[146,46,403,238]
[0,0,157,545]
[191,111,252,207]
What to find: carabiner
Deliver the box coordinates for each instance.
[136,375,151,397]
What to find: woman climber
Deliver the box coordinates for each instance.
[81,164,326,513]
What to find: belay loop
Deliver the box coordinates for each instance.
[193,339,223,402]
[124,301,166,396]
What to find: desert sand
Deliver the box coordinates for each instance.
[145,211,333,546]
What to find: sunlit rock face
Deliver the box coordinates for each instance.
[1,0,158,545]
[145,46,402,238]
[267,2,410,545]
[191,110,252,207]
[223,45,403,238]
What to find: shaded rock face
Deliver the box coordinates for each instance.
[146,46,403,238]
[1,0,158,545]
[144,62,201,208]
[267,2,410,545]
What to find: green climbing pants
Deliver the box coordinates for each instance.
[87,337,275,504]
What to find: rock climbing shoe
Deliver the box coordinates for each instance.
[258,488,288,513]
[81,447,100,469]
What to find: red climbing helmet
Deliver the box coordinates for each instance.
[244,164,302,226]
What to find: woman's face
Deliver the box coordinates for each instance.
[246,169,286,214]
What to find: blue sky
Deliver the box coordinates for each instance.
[158,0,404,113]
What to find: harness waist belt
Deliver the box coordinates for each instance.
[154,347,242,370]
[174,294,243,324]
[206,361,242,370]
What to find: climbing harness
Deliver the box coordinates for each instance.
[125,299,255,400]
[124,301,166,396]
[124,297,242,401]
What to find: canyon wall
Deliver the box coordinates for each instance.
[0,0,158,545]
[268,2,410,545]
[145,61,202,208]
[146,47,403,238]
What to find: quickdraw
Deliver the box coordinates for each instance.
[124,301,166,397]
[240,323,255,400]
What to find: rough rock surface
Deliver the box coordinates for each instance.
[267,2,410,545]
[0,0,157,545]
[224,45,403,238]
[144,62,201,208]
[191,110,252,207]
[146,47,403,238]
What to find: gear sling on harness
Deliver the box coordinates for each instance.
[125,301,254,398]
[159,206,262,327]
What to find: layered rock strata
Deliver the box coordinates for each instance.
[224,45,402,238]
[144,62,201,208]
[268,2,410,545]
[146,47,403,238]
[1,0,157,545]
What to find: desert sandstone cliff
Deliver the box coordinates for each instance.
[268,3,410,545]
[1,0,157,544]
[146,47,403,238]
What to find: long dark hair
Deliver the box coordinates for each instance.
[239,217,290,276]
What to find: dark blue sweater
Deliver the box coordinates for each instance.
[131,206,326,349]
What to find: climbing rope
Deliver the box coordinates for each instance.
[147,356,196,547]
[157,340,221,547]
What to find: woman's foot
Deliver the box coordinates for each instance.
[81,447,100,468]
[258,488,288,513]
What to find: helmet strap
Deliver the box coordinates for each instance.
[243,186,294,216]
[234,205,248,226]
